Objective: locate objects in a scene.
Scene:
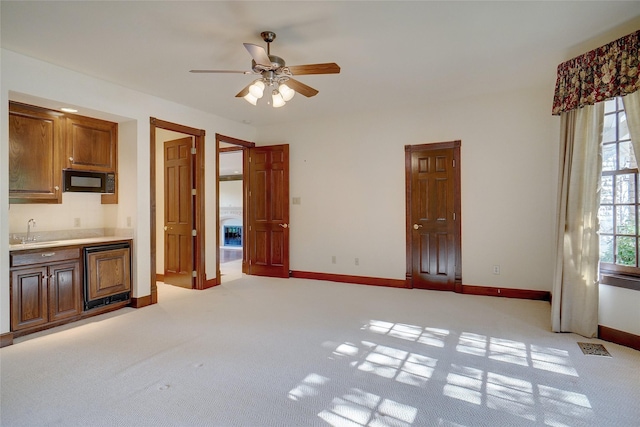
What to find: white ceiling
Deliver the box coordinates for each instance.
[2,1,639,127]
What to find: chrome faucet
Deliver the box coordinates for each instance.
[25,218,36,243]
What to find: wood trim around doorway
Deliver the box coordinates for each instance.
[150,117,207,303]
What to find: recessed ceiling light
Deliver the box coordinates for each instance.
[61,107,78,113]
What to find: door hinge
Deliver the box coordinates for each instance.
[191,189,196,196]
[191,147,197,155]
[192,271,197,277]
[453,159,456,168]
[453,212,456,221]
[192,229,197,236]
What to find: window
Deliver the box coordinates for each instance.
[599,97,639,275]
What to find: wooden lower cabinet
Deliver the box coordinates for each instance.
[10,260,81,332]
[49,261,82,322]
[10,266,48,331]
[9,241,132,338]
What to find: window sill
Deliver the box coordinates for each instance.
[600,273,640,291]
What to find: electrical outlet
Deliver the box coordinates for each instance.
[292,197,301,205]
[331,256,336,264]
[355,257,359,266]
[74,218,81,227]
[127,216,132,227]
[492,265,500,275]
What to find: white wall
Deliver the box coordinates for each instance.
[220,180,243,208]
[257,86,558,289]
[0,49,256,334]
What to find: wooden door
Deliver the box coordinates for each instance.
[10,266,48,331]
[247,145,290,278]
[164,137,194,288]
[49,261,81,322]
[406,142,461,291]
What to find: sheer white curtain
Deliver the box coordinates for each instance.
[552,103,604,338]
[623,91,640,155]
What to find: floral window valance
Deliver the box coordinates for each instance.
[552,30,639,115]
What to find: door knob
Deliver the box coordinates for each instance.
[164,226,168,231]
[413,224,423,230]
[279,223,289,228]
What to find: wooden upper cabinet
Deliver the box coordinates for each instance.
[9,102,63,204]
[9,102,119,204]
[65,115,118,172]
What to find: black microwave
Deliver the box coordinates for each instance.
[63,169,115,193]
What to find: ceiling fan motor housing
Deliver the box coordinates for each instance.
[251,55,286,73]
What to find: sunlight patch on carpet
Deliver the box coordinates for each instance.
[577,342,611,357]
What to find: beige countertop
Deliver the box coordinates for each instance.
[9,236,132,251]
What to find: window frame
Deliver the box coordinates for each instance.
[599,97,640,289]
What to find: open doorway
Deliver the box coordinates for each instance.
[149,118,207,304]
[219,149,243,282]
[216,134,255,284]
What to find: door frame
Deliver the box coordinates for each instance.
[405,140,462,292]
[150,118,206,303]
[215,133,255,284]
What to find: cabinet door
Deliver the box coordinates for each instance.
[9,102,63,204]
[65,116,118,172]
[49,261,81,322]
[11,266,49,331]
[86,247,131,301]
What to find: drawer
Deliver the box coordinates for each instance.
[11,247,80,267]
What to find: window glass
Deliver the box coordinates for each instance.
[618,140,637,169]
[603,113,617,143]
[599,97,640,273]
[602,144,616,171]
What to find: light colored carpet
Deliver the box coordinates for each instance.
[2,275,639,426]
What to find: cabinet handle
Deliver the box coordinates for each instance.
[54,186,60,191]
[41,252,56,257]
[69,157,74,162]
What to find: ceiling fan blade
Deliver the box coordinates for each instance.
[243,43,272,67]
[190,69,252,74]
[288,63,340,75]
[285,78,319,97]
[235,83,252,98]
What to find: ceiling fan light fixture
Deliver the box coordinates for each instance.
[272,90,286,108]
[279,83,295,102]
[243,93,258,106]
[249,80,265,98]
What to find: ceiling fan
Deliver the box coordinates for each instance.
[190,31,340,107]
